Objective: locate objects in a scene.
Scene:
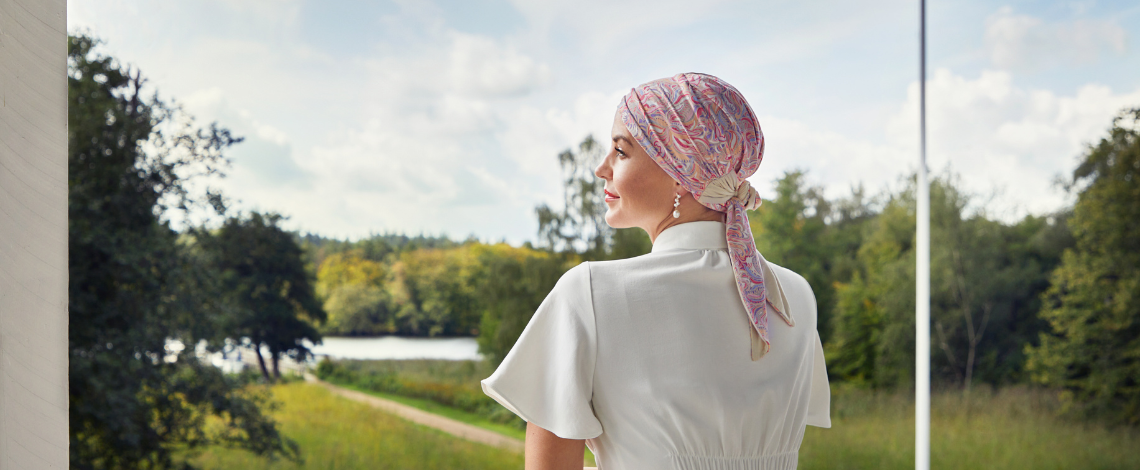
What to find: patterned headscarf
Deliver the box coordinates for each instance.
[618,72,795,360]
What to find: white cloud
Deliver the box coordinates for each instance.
[498,90,625,176]
[752,116,911,202]
[67,0,1140,245]
[985,6,1128,71]
[738,67,1140,221]
[890,68,1140,218]
[507,0,741,55]
[271,30,560,241]
[449,32,551,97]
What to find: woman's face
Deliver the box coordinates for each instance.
[594,109,681,230]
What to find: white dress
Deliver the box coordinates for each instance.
[480,220,831,470]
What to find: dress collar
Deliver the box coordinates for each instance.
[650,221,729,253]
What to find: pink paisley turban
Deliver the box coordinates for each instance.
[617,72,795,361]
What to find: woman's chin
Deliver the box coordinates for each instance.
[603,211,633,229]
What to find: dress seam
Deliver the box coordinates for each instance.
[583,261,601,431]
[666,451,799,470]
[665,451,798,458]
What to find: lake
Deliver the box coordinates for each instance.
[193,336,483,375]
[303,336,483,361]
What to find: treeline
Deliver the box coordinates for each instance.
[298,231,649,366]
[304,170,1066,388]
[756,106,1139,426]
[306,112,1140,425]
[752,173,1072,391]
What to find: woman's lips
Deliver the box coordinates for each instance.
[604,189,619,201]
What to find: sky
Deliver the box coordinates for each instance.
[68,0,1140,246]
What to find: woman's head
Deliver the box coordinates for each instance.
[617,73,765,211]
[593,110,725,239]
[598,72,792,360]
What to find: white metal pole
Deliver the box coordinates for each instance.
[916,0,931,468]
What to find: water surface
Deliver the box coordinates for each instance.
[303,336,483,361]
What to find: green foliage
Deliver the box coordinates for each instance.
[748,170,875,344]
[822,175,1070,390]
[827,188,916,388]
[472,244,577,366]
[928,182,1070,390]
[301,134,650,340]
[315,250,393,335]
[306,239,576,365]
[300,231,462,277]
[313,245,486,337]
[394,247,482,336]
[194,212,327,382]
[1026,107,1140,424]
[67,33,297,468]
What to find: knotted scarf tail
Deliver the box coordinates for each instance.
[724,200,794,361]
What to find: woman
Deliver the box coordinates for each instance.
[481,73,830,470]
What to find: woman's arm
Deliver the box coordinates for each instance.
[525,421,590,470]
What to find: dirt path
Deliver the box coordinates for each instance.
[303,374,525,453]
[304,374,599,469]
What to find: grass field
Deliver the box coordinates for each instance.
[187,382,524,470]
[799,385,1140,469]
[193,360,1140,469]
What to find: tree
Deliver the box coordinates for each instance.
[1026,107,1140,424]
[316,250,393,336]
[536,135,651,260]
[926,179,1072,394]
[473,244,577,366]
[67,33,299,468]
[396,247,482,336]
[747,170,875,344]
[196,212,327,382]
[827,185,916,388]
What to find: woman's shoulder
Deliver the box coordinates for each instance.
[572,253,669,284]
[553,261,593,293]
[764,260,813,296]
[581,250,676,272]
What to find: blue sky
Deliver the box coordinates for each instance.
[68,0,1140,245]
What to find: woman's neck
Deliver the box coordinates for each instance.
[647,207,726,244]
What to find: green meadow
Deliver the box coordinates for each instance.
[800,385,1140,469]
[187,360,1139,469]
[187,381,525,470]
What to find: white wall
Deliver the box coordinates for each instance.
[0,0,69,468]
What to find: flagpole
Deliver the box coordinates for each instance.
[916,0,931,468]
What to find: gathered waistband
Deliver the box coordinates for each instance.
[666,452,798,470]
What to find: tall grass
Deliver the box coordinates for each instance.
[316,358,527,431]
[800,384,1140,469]
[188,382,523,469]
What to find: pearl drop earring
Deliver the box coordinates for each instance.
[673,193,681,218]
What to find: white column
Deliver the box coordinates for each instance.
[916,0,931,468]
[0,0,70,468]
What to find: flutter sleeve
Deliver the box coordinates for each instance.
[805,330,832,428]
[480,262,603,439]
